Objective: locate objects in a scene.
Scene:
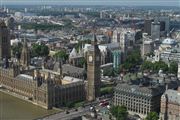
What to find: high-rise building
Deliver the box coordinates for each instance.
[160,21,166,31]
[155,16,170,35]
[112,29,120,43]
[151,21,160,40]
[144,19,154,35]
[112,50,121,69]
[0,20,10,60]
[141,40,154,57]
[87,34,101,101]
[120,32,128,62]
[141,33,154,57]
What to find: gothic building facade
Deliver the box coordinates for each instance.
[0,60,85,109]
[0,20,10,60]
[20,38,30,69]
[87,34,101,101]
[0,30,102,109]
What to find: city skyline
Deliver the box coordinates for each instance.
[0,0,180,119]
[0,0,180,6]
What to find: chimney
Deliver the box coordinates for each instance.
[178,86,180,93]
[34,70,40,79]
[165,83,168,91]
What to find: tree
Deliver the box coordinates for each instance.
[65,102,74,108]
[31,44,49,57]
[11,42,23,59]
[141,61,154,71]
[153,61,168,72]
[145,112,159,120]
[79,57,87,68]
[169,61,178,74]
[103,68,119,77]
[100,86,113,95]
[145,52,155,57]
[121,49,142,71]
[54,50,68,61]
[110,106,128,120]
[121,62,133,70]
[141,60,169,73]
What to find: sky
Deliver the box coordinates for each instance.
[1,0,180,6]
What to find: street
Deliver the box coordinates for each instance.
[42,106,90,120]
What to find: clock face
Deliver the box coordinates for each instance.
[88,56,93,62]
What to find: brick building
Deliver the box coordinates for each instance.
[160,87,180,120]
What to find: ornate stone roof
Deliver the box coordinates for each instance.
[0,20,6,27]
[53,63,84,75]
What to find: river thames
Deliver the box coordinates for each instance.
[0,91,58,120]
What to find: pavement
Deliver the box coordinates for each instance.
[42,106,90,120]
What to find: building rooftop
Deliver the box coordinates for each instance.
[62,76,82,85]
[84,42,120,53]
[115,83,165,98]
[115,75,180,98]
[53,63,85,75]
[15,74,33,81]
[162,38,177,45]
[163,89,180,104]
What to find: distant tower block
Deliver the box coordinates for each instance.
[151,21,160,40]
[87,34,101,101]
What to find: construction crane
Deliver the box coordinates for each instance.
[169,28,175,37]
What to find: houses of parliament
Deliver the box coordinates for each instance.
[0,20,101,109]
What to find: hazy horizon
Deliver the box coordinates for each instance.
[0,0,179,7]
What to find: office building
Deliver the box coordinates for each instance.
[114,75,179,118]
[160,87,180,120]
[151,21,160,40]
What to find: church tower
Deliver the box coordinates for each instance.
[20,38,30,69]
[87,34,101,101]
[0,20,11,60]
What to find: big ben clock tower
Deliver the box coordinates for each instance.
[87,34,101,101]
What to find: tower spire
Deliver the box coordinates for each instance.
[20,37,30,69]
[91,32,97,46]
[59,57,62,77]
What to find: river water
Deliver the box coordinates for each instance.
[0,91,58,120]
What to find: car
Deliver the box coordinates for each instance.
[99,102,109,107]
